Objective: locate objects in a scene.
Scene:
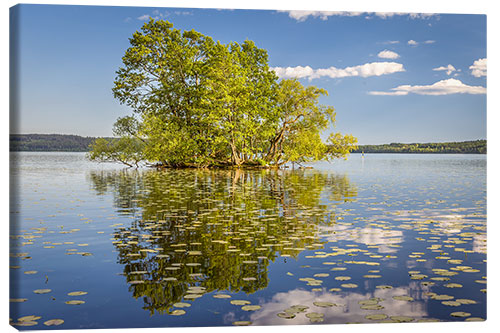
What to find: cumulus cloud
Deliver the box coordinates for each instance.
[407,40,435,47]
[470,58,487,77]
[272,62,405,80]
[280,10,438,21]
[433,64,456,75]
[280,10,362,22]
[377,50,400,59]
[137,9,192,21]
[369,78,486,96]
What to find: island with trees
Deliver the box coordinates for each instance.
[86,19,358,168]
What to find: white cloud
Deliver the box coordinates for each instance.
[470,58,487,77]
[137,10,192,21]
[407,40,418,46]
[433,64,456,75]
[280,10,362,22]
[369,78,486,96]
[378,50,400,59]
[280,11,438,22]
[423,40,436,44]
[272,62,405,80]
[137,14,152,21]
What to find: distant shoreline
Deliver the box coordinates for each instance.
[10,134,486,154]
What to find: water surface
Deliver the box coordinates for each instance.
[9,152,486,329]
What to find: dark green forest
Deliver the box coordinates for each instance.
[11,134,486,154]
[10,134,105,152]
[351,140,486,154]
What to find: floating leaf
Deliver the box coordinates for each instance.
[313,301,336,308]
[390,316,414,323]
[43,319,64,326]
[33,289,51,294]
[170,310,186,316]
[451,312,471,318]
[365,314,388,320]
[18,315,41,322]
[341,283,358,288]
[392,295,414,302]
[233,321,252,326]
[456,299,477,305]
[67,291,88,296]
[230,300,251,306]
[241,305,261,311]
[65,300,85,305]
[173,302,191,308]
[444,283,463,288]
[335,276,351,281]
[277,312,295,319]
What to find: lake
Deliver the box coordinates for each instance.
[9,152,487,329]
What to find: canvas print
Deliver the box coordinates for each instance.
[9,3,487,330]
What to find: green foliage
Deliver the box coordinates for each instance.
[91,19,357,168]
[86,137,145,168]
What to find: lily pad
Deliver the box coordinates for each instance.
[392,295,414,302]
[390,316,414,323]
[451,311,471,318]
[67,291,88,296]
[305,312,324,319]
[43,319,64,326]
[241,305,261,311]
[230,300,251,306]
[456,299,477,305]
[65,300,85,305]
[10,298,28,303]
[213,294,231,299]
[233,321,252,326]
[173,302,191,308]
[341,283,358,288]
[365,314,388,321]
[33,289,52,294]
[170,309,186,316]
[19,315,41,322]
[335,276,351,281]
[313,301,336,308]
[277,312,296,319]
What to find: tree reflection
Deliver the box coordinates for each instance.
[88,169,357,315]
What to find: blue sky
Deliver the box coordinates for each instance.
[11,4,487,144]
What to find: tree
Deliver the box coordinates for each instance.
[86,117,145,167]
[89,19,357,168]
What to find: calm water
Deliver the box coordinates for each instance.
[9,152,487,329]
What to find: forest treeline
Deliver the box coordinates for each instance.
[351,140,486,154]
[11,134,486,154]
[10,134,106,152]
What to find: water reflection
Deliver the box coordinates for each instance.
[248,283,430,325]
[88,169,358,315]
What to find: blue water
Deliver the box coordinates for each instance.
[9,152,486,329]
